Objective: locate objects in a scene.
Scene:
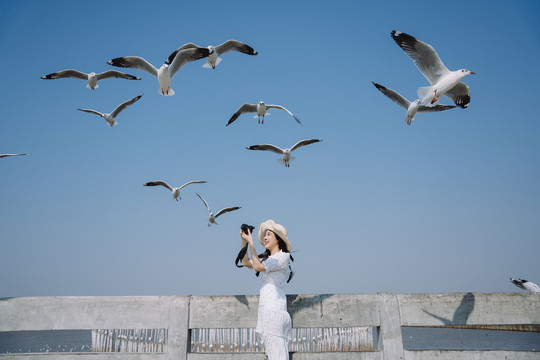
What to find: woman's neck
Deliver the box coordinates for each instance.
[269,247,281,256]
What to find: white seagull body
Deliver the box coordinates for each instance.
[372,82,455,124]
[510,278,540,292]
[246,139,322,167]
[391,30,475,108]
[195,193,241,226]
[0,153,30,159]
[166,40,257,69]
[77,94,142,126]
[41,69,140,89]
[144,180,207,201]
[107,47,210,96]
[227,101,301,126]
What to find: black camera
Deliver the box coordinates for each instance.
[241,223,255,235]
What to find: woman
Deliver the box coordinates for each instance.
[240,219,294,360]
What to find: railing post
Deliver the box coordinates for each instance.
[166,295,191,360]
[377,293,404,360]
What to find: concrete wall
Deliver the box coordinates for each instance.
[1,293,539,360]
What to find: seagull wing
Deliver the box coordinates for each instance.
[77,108,104,117]
[169,47,211,78]
[165,43,203,65]
[178,180,207,190]
[215,206,241,218]
[391,30,449,85]
[107,56,158,77]
[246,144,284,154]
[266,105,302,125]
[41,69,88,80]
[226,103,258,126]
[417,104,456,113]
[372,82,410,109]
[144,180,173,192]
[290,139,322,152]
[0,153,29,158]
[110,94,143,118]
[195,192,211,212]
[96,70,141,81]
[215,40,258,56]
[444,82,471,109]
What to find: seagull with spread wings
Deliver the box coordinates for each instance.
[143,180,207,201]
[246,139,322,167]
[107,47,210,96]
[166,40,257,69]
[41,69,140,89]
[227,101,301,126]
[77,94,143,126]
[391,30,475,108]
[195,193,241,227]
[372,82,455,125]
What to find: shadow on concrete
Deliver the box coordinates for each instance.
[287,294,335,316]
[422,292,475,326]
[233,295,250,309]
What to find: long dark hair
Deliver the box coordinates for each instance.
[256,232,294,283]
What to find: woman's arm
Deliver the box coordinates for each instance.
[240,232,252,268]
[241,228,266,272]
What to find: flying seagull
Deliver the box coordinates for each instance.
[107,47,210,96]
[372,82,455,125]
[143,180,207,201]
[0,153,30,159]
[227,101,301,126]
[166,40,257,69]
[391,30,475,108]
[246,139,322,167]
[195,193,241,226]
[41,69,140,89]
[510,278,540,292]
[77,94,143,126]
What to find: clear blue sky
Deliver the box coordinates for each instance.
[1,0,539,297]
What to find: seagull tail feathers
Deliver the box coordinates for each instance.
[87,83,98,90]
[159,88,175,96]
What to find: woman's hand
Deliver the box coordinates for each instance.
[240,227,254,245]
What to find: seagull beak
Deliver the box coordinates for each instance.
[470,71,476,74]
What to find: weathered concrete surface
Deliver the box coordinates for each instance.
[397,293,540,327]
[377,293,404,360]
[287,294,380,328]
[1,293,539,360]
[404,350,540,360]
[0,296,180,331]
[0,355,164,360]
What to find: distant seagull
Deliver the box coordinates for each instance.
[0,153,30,159]
[390,30,475,108]
[195,193,241,226]
[77,94,143,126]
[246,139,322,167]
[107,47,210,96]
[372,82,455,125]
[143,180,207,201]
[41,69,140,90]
[227,101,301,126]
[510,278,540,292]
[166,40,257,69]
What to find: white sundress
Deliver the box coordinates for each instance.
[255,250,292,360]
